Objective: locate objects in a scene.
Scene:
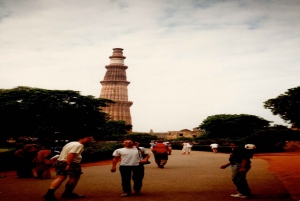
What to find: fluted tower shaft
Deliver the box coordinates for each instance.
[99,48,133,126]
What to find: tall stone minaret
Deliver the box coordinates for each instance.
[99,48,133,126]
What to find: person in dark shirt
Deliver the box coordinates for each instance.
[220,141,252,198]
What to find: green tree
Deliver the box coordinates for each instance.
[0,86,113,141]
[96,120,132,140]
[198,114,271,139]
[247,126,290,148]
[264,86,300,128]
[124,133,158,143]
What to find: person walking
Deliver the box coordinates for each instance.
[111,139,150,197]
[151,140,171,168]
[245,143,256,158]
[43,134,94,201]
[220,141,252,199]
[187,141,193,154]
[210,143,219,153]
[182,141,189,154]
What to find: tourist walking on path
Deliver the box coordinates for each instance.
[182,141,189,154]
[245,143,256,158]
[111,138,150,197]
[220,141,252,199]
[151,140,171,168]
[186,141,193,154]
[210,143,219,153]
[43,134,94,201]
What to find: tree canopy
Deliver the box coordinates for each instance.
[264,86,300,128]
[198,114,271,139]
[96,120,132,140]
[0,86,114,141]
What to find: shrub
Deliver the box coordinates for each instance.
[81,141,123,162]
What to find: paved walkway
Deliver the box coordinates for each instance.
[0,149,294,201]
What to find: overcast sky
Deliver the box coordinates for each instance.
[1,0,299,132]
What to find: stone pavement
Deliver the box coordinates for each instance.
[0,149,294,201]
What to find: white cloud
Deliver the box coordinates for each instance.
[0,0,299,132]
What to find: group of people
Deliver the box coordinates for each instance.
[14,143,60,179]
[41,135,253,200]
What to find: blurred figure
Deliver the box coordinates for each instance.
[182,141,189,154]
[34,146,60,179]
[166,142,172,155]
[151,140,171,168]
[245,144,256,158]
[187,141,193,154]
[210,143,219,153]
[149,140,156,150]
[14,144,39,178]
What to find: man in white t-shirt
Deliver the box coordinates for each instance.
[111,139,150,197]
[210,143,219,153]
[182,141,189,154]
[43,134,94,201]
[245,144,256,158]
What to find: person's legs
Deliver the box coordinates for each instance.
[182,147,186,154]
[119,166,132,194]
[132,165,144,193]
[44,161,83,200]
[231,165,251,196]
[187,147,191,154]
[160,153,168,167]
[154,154,161,167]
[49,175,67,189]
[43,175,67,200]
[61,163,83,198]
[62,176,80,195]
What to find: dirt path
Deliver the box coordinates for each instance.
[255,151,300,201]
[81,151,300,200]
[0,151,299,201]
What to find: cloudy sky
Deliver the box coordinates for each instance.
[1,0,299,132]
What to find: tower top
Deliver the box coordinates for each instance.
[109,48,126,59]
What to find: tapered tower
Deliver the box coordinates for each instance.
[99,48,133,126]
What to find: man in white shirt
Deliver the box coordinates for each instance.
[43,134,94,201]
[111,139,150,197]
[210,143,219,153]
[245,144,256,158]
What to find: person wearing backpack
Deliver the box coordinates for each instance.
[151,139,171,168]
[111,139,150,197]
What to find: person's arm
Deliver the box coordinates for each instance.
[111,156,120,172]
[65,153,77,170]
[220,162,230,169]
[14,149,24,158]
[239,159,248,172]
[140,154,150,164]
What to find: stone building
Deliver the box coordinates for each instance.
[167,128,204,140]
[150,128,204,140]
[99,48,133,127]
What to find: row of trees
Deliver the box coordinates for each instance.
[0,86,299,146]
[0,87,131,143]
[196,86,300,147]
